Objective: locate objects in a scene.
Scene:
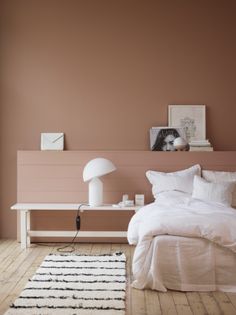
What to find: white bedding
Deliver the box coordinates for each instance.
[127,191,236,292]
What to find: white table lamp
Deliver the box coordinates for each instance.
[83,158,116,206]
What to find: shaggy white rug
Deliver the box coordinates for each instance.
[5,252,126,315]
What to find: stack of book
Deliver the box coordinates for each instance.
[189,140,213,151]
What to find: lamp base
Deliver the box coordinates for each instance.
[88,177,103,206]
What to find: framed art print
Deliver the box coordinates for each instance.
[168,105,206,143]
[150,126,186,151]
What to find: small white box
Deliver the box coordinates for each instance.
[122,194,129,202]
[124,200,134,207]
[135,194,145,206]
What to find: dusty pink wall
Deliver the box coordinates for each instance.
[1,0,236,238]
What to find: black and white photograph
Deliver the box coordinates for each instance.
[150,127,187,151]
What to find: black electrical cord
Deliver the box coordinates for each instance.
[57,203,88,253]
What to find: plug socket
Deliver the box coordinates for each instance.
[76,216,81,230]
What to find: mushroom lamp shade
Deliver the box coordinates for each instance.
[83,158,116,206]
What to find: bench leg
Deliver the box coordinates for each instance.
[27,210,31,247]
[20,210,28,249]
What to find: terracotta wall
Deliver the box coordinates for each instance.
[1,0,236,238]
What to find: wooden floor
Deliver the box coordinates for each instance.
[1,240,236,315]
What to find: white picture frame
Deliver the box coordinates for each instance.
[150,126,186,151]
[168,105,206,143]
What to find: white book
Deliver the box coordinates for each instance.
[189,140,211,147]
[190,146,214,151]
[190,138,209,142]
[190,139,210,145]
[190,143,212,147]
[190,142,211,145]
[151,126,170,129]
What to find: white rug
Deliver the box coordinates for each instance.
[5,252,126,315]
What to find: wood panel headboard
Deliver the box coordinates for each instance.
[18,150,236,205]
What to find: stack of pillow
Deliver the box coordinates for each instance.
[146,165,236,207]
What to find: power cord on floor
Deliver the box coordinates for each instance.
[57,203,88,253]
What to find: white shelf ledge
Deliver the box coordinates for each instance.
[11,203,140,211]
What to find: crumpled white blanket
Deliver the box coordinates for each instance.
[127,191,236,289]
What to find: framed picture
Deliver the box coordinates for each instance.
[150,127,186,151]
[168,105,206,143]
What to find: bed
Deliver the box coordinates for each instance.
[127,165,236,292]
[17,150,236,290]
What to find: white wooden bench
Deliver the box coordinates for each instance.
[11,203,139,249]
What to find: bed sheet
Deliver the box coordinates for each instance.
[132,235,236,292]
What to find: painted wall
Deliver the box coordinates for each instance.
[1,0,236,238]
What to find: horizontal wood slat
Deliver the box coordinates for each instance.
[18,178,151,193]
[17,191,153,204]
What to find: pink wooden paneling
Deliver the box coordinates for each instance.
[18,178,151,194]
[18,151,236,204]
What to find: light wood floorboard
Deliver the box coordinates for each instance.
[0,240,236,315]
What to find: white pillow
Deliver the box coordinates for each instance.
[192,175,235,206]
[146,164,201,198]
[202,170,236,207]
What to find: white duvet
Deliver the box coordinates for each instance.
[127,191,236,291]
